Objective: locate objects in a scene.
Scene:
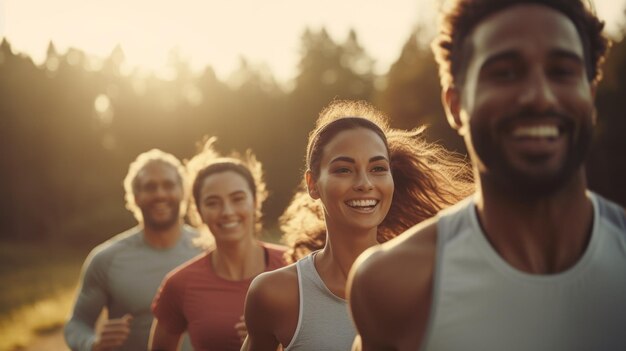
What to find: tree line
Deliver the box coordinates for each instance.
[1,24,625,245]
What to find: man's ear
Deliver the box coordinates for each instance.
[590,79,598,99]
[443,87,463,132]
[305,170,319,199]
[590,83,598,126]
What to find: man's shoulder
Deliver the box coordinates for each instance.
[348,219,439,347]
[352,217,438,295]
[88,227,143,259]
[590,191,626,233]
[180,224,200,238]
[176,225,203,252]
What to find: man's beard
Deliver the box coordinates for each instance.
[141,203,181,230]
[470,111,593,199]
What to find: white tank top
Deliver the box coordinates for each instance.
[422,192,626,351]
[284,253,356,351]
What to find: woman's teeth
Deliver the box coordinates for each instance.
[220,221,240,229]
[346,199,378,208]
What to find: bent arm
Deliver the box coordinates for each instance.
[64,252,109,351]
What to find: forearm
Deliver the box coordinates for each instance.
[64,292,106,351]
[64,317,96,351]
[67,249,110,351]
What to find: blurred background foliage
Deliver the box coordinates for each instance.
[1,24,625,248]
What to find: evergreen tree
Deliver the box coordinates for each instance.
[377,28,466,153]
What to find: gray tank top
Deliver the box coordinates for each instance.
[422,192,626,351]
[284,253,356,351]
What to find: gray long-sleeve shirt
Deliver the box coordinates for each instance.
[64,225,202,351]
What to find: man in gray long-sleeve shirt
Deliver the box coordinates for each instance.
[65,149,202,351]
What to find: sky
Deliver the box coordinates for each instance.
[1,0,625,82]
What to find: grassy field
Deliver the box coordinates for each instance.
[0,241,88,351]
[0,228,284,350]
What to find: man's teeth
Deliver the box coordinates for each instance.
[512,125,559,138]
[347,199,378,208]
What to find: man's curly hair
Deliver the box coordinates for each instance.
[431,0,610,89]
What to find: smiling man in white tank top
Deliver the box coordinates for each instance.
[348,1,626,350]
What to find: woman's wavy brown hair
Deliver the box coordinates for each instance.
[281,100,474,262]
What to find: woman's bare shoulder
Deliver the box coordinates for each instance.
[246,262,300,344]
[248,263,299,310]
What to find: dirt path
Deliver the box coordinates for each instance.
[13,328,68,351]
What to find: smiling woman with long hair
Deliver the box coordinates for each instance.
[149,137,287,351]
[242,100,473,350]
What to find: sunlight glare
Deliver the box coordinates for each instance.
[3,0,625,82]
[94,94,113,124]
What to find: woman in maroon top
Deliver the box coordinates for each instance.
[150,137,287,351]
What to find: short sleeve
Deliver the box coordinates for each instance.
[152,272,188,334]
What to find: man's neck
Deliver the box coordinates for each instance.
[475,170,594,274]
[142,221,183,249]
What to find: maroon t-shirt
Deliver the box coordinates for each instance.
[152,242,287,351]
